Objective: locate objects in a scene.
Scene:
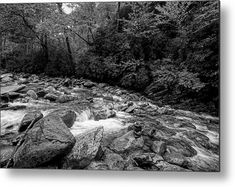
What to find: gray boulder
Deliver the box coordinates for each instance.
[105,153,125,170]
[44,93,58,101]
[109,130,144,154]
[18,111,43,133]
[26,90,38,100]
[49,109,76,128]
[63,127,104,169]
[13,115,75,168]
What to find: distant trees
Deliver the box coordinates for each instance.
[0,1,219,115]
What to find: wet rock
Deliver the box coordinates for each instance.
[93,109,116,120]
[174,121,196,129]
[125,164,145,171]
[63,78,72,87]
[57,94,74,103]
[1,92,20,102]
[125,105,137,113]
[105,153,125,170]
[26,90,38,100]
[165,139,197,157]
[109,130,144,154]
[155,161,191,171]
[63,127,103,169]
[1,85,26,95]
[151,141,167,156]
[132,153,156,170]
[0,103,8,109]
[1,73,13,82]
[18,78,28,84]
[1,105,27,111]
[45,86,56,93]
[18,111,43,133]
[83,81,96,88]
[36,90,47,98]
[163,152,190,168]
[13,115,75,168]
[0,145,15,167]
[87,161,109,170]
[44,93,58,101]
[49,109,76,128]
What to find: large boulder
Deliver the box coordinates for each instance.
[18,111,43,133]
[63,127,104,169]
[13,115,76,168]
[49,109,76,128]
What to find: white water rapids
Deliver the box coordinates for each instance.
[1,101,131,136]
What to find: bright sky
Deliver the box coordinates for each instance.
[62,4,73,14]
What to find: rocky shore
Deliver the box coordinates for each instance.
[0,72,219,171]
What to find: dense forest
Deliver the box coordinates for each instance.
[0,1,219,116]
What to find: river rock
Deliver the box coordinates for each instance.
[155,161,190,171]
[0,145,15,167]
[57,94,74,103]
[104,153,125,170]
[44,93,58,101]
[36,90,47,98]
[87,161,109,170]
[165,139,197,157]
[109,130,144,154]
[1,73,13,82]
[83,81,95,88]
[1,85,26,95]
[151,141,167,156]
[13,115,76,168]
[163,152,190,168]
[93,109,116,120]
[49,109,76,128]
[63,127,103,169]
[18,111,43,133]
[26,90,38,100]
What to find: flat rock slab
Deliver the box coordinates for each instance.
[1,85,26,95]
[13,115,75,168]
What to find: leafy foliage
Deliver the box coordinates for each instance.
[0,1,219,115]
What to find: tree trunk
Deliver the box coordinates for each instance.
[117,2,121,32]
[57,3,75,75]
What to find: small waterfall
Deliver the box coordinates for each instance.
[70,110,129,136]
[76,109,94,122]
